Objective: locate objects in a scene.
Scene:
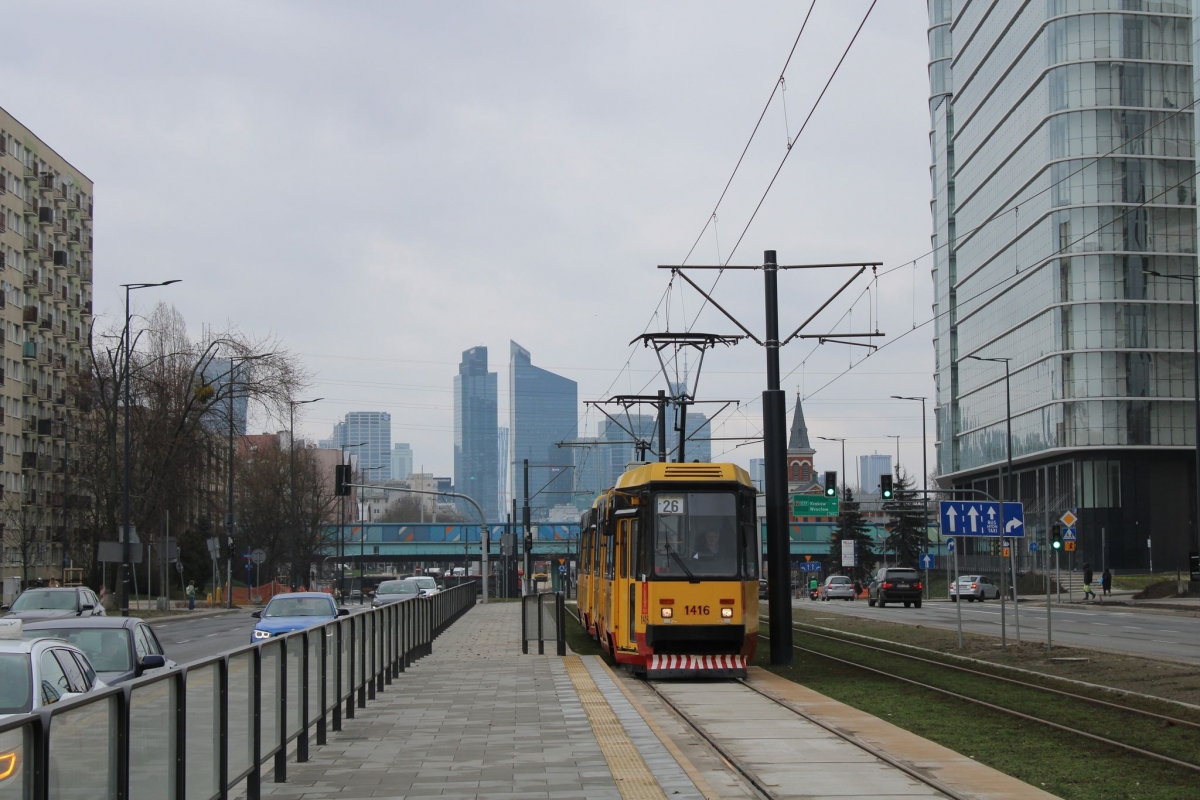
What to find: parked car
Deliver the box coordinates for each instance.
[867,567,923,608]
[21,617,174,685]
[950,575,1000,602]
[251,592,348,642]
[0,618,109,721]
[371,580,420,607]
[820,575,856,601]
[402,576,439,597]
[1,587,106,620]
[758,579,769,600]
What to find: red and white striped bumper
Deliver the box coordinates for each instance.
[646,654,747,678]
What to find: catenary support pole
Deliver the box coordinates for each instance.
[523,459,531,597]
[657,390,667,462]
[762,249,793,665]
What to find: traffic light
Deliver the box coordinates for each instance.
[880,474,894,500]
[1051,525,1062,551]
[335,464,351,496]
[824,471,837,498]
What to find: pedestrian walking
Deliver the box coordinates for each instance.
[1101,568,1112,597]
[1082,563,1096,600]
[186,580,196,611]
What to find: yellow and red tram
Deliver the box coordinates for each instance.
[577,461,759,678]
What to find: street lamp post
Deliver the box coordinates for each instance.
[1148,270,1200,574]
[892,396,928,598]
[887,434,901,474]
[288,397,322,591]
[816,437,847,499]
[967,355,1015,648]
[121,280,181,617]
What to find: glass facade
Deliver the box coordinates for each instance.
[928,1,1200,569]
[508,341,578,520]
[929,1,1196,477]
[335,412,392,481]
[454,346,499,521]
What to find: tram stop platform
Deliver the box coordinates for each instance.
[247,601,1053,800]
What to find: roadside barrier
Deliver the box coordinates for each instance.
[520,591,565,656]
[0,583,476,799]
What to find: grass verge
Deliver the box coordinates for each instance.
[562,602,605,657]
[755,635,1200,799]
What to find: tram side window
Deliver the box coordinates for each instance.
[592,529,601,576]
[741,495,759,579]
[628,519,641,579]
[604,524,616,580]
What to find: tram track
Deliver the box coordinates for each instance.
[760,621,1200,777]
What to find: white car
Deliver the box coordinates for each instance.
[0,618,109,722]
[402,576,440,597]
[950,575,1000,602]
[820,576,856,601]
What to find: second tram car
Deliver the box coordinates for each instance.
[578,461,759,678]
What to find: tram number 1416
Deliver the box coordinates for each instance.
[684,605,710,616]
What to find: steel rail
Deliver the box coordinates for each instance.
[759,632,1200,776]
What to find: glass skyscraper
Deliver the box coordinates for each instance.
[509,341,578,520]
[928,1,1196,568]
[454,346,499,521]
[331,412,392,481]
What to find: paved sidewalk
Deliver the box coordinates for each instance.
[256,602,629,799]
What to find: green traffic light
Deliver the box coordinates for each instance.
[1052,540,1062,550]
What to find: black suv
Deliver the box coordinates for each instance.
[867,567,923,608]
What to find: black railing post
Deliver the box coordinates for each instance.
[298,634,309,763]
[537,593,545,655]
[358,616,368,708]
[366,614,376,702]
[274,645,287,783]
[116,686,130,800]
[521,595,528,654]
[247,649,261,799]
[317,626,328,745]
[219,657,230,794]
[345,620,355,721]
[332,623,343,731]
[556,592,566,657]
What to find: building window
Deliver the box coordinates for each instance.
[801,464,810,482]
[791,463,800,481]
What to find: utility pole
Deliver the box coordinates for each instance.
[761,250,792,663]
[657,390,667,462]
[523,459,531,596]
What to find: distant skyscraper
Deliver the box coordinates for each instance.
[497,427,510,513]
[598,414,657,488]
[859,453,892,495]
[572,437,601,511]
[201,357,249,435]
[391,443,413,481]
[749,458,765,492]
[454,346,499,520]
[333,413,391,480]
[509,341,577,520]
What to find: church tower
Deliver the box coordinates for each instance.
[787,394,819,494]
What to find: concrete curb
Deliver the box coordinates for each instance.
[139,608,245,624]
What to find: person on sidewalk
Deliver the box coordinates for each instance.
[1101,568,1112,597]
[1082,563,1096,600]
[186,580,196,611]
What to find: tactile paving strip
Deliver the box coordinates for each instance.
[563,655,668,800]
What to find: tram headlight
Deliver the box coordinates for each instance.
[720,607,733,619]
[660,607,673,619]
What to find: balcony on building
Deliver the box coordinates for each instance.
[22,305,38,324]
[21,341,35,361]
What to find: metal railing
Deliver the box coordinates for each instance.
[0,583,476,799]
[520,591,565,656]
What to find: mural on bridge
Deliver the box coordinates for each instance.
[322,523,581,544]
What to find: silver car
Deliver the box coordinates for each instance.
[820,575,856,601]
[950,575,1000,602]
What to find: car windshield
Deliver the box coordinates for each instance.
[829,577,851,584]
[11,590,77,611]
[654,492,740,578]
[0,654,32,714]
[263,598,333,617]
[24,628,131,672]
[406,577,436,590]
[887,570,920,580]
[378,581,417,596]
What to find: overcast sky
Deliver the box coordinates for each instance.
[6,1,936,485]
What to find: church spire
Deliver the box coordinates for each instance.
[788,393,813,452]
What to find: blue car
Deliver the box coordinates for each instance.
[251,592,348,642]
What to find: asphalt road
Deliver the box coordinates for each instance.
[792,598,1200,664]
[150,611,260,664]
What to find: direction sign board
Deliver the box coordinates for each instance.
[939,501,1025,538]
[919,554,935,570]
[793,494,839,517]
[1059,510,1078,528]
[1061,528,1077,542]
[798,561,823,572]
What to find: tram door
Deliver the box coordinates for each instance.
[623,518,640,651]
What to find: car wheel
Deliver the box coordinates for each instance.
[879,599,887,608]
[868,598,876,607]
[914,599,922,609]
[950,596,957,602]
[844,597,852,601]
[903,601,911,608]
[967,597,975,602]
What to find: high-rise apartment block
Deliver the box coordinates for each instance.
[391,443,413,482]
[859,454,892,495]
[0,107,94,584]
[928,2,1196,568]
[328,412,391,480]
[454,346,498,520]
[509,342,577,520]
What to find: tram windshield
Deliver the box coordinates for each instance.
[653,492,740,578]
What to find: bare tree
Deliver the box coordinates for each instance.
[1,492,48,587]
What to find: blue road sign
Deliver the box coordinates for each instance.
[1062,528,1077,542]
[798,562,823,572]
[919,554,935,570]
[946,538,955,552]
[939,501,1025,538]
[1002,502,1026,539]
[1029,541,1039,552]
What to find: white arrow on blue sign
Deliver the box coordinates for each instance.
[919,553,935,569]
[946,538,955,552]
[939,501,1025,538]
[799,562,823,572]
[1029,541,1039,552]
